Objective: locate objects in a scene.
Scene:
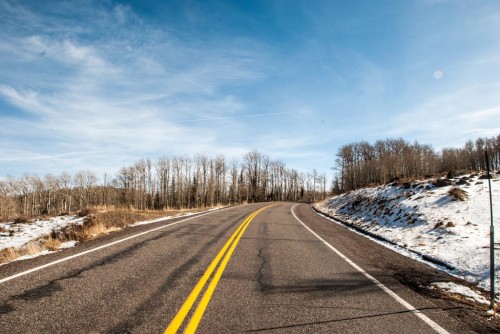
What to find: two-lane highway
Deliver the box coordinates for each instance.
[0,203,492,333]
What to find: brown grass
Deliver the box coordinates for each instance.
[77,208,96,217]
[52,208,199,243]
[439,291,495,311]
[41,236,61,251]
[0,242,42,264]
[448,187,468,201]
[83,222,108,239]
[0,206,222,264]
[52,217,106,243]
[24,241,42,255]
[0,247,19,263]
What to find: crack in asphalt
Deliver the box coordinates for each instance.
[245,306,466,332]
[257,248,271,294]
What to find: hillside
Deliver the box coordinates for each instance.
[315,172,500,297]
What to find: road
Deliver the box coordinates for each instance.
[0,203,496,333]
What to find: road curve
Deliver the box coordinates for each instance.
[0,203,494,333]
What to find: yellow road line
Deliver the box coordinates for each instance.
[184,206,269,333]
[164,213,252,334]
[164,205,274,334]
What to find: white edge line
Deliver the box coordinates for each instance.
[0,210,220,285]
[291,204,450,334]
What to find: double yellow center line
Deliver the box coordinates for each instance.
[164,205,274,334]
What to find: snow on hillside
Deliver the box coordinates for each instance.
[0,215,86,250]
[315,172,500,295]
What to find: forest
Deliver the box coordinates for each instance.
[333,134,500,192]
[1,134,498,221]
[0,150,327,221]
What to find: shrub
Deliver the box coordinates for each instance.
[0,247,19,263]
[77,208,95,217]
[447,170,469,179]
[54,215,108,243]
[434,179,452,187]
[13,216,30,224]
[448,187,468,201]
[24,242,42,255]
[42,236,61,251]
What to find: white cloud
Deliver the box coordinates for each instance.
[0,85,53,116]
[457,107,500,121]
[2,0,499,179]
[377,82,500,149]
[0,2,271,176]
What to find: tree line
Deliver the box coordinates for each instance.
[0,150,328,221]
[333,134,500,193]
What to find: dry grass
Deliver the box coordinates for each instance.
[82,222,108,239]
[0,247,19,263]
[77,207,96,217]
[24,241,42,255]
[0,206,222,264]
[0,242,42,264]
[439,290,495,311]
[52,217,104,243]
[97,211,145,229]
[41,236,61,251]
[448,187,468,201]
[51,209,178,243]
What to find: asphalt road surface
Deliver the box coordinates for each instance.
[0,203,496,333]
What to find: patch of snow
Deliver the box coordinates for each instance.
[431,282,490,305]
[0,215,86,250]
[316,173,500,294]
[0,207,225,262]
[15,250,53,262]
[60,240,78,249]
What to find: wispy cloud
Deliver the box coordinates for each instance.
[0,1,272,176]
[377,82,500,148]
[170,112,291,123]
[1,0,499,178]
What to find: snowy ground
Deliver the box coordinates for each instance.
[0,208,221,263]
[315,172,500,298]
[0,215,87,250]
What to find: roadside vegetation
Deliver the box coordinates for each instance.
[0,150,327,223]
[448,187,469,201]
[0,207,212,264]
[332,134,499,193]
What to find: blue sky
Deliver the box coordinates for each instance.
[1,0,499,179]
